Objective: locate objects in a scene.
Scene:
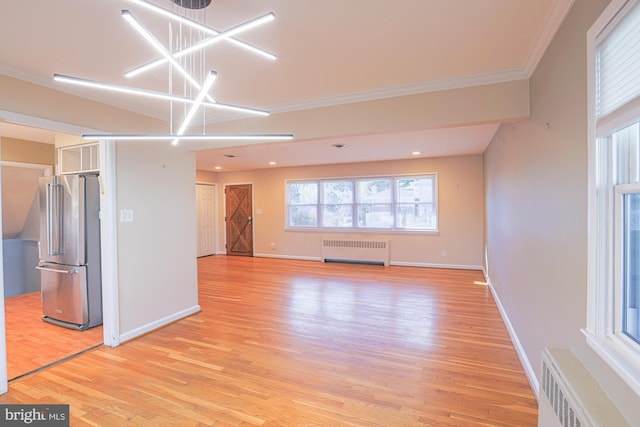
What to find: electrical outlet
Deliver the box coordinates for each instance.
[441,249,447,257]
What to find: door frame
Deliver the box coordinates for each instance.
[0,161,52,176]
[0,111,119,394]
[223,182,254,256]
[195,183,217,257]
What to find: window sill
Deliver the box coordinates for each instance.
[284,227,440,235]
[582,329,640,397]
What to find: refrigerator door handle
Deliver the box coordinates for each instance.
[36,266,78,275]
[46,182,64,256]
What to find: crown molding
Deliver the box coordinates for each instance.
[523,0,576,75]
[1,61,529,126]
[266,68,529,116]
[0,63,169,123]
[0,109,104,136]
[177,68,530,125]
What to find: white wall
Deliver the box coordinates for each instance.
[484,0,640,421]
[115,141,199,340]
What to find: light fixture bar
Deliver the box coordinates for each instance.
[172,70,217,145]
[125,12,276,78]
[53,74,270,117]
[54,73,180,103]
[177,70,217,135]
[226,38,277,60]
[82,134,294,141]
[210,102,269,116]
[125,0,276,61]
[122,10,215,103]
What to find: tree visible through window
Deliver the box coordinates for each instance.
[358,179,392,228]
[287,181,318,227]
[322,181,353,227]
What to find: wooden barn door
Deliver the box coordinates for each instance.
[225,184,253,256]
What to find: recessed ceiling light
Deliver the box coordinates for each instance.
[269,161,277,165]
[214,166,221,170]
[412,151,421,156]
[333,144,346,148]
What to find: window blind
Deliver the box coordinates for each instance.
[596,1,640,121]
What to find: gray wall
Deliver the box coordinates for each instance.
[2,239,39,297]
[484,0,640,420]
[2,165,45,297]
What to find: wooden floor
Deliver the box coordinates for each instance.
[4,291,103,380]
[0,256,538,426]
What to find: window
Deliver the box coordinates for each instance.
[620,184,640,344]
[287,181,318,227]
[323,180,354,227]
[587,0,640,395]
[285,174,437,232]
[357,178,393,228]
[59,143,99,174]
[396,177,437,230]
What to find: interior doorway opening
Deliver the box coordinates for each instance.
[0,114,119,394]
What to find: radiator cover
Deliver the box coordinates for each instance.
[320,238,390,266]
[538,348,631,427]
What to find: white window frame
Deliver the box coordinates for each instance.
[585,0,640,397]
[614,184,640,340]
[321,179,355,228]
[285,173,438,233]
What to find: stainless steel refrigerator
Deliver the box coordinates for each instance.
[37,174,103,330]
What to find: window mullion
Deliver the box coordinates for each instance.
[392,177,397,229]
[318,180,323,228]
[353,179,359,229]
[600,136,616,335]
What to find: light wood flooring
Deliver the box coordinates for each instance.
[4,291,103,380]
[0,256,538,426]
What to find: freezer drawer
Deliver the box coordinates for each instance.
[37,263,88,327]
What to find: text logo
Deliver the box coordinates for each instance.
[0,405,69,426]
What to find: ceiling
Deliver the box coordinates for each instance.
[0,0,573,171]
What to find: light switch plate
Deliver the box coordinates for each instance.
[120,210,134,223]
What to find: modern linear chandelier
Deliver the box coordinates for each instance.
[55,0,293,145]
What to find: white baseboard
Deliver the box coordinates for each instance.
[119,304,201,344]
[254,253,322,261]
[253,254,483,270]
[391,261,484,270]
[483,269,539,399]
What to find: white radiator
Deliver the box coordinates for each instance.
[538,348,631,427]
[321,238,389,266]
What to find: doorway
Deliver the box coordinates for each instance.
[1,163,104,380]
[196,183,216,257]
[225,183,253,256]
[0,116,119,393]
